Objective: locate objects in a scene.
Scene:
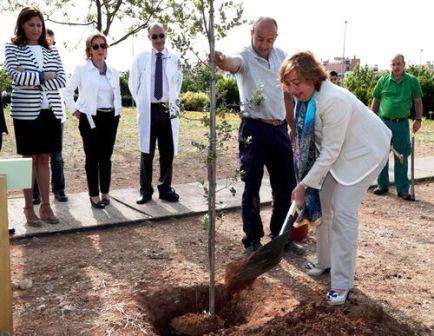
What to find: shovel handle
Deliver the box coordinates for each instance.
[278,201,299,236]
[410,135,415,199]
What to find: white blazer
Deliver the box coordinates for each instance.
[302,81,392,189]
[128,48,183,154]
[63,60,122,128]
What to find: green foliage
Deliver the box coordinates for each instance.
[182,64,223,93]
[0,0,199,47]
[119,71,130,97]
[344,65,379,106]
[181,91,210,111]
[0,65,12,92]
[216,76,239,111]
[407,65,434,117]
[345,64,434,117]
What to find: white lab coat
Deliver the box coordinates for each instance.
[128,49,183,154]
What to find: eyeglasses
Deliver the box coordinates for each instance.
[91,43,107,51]
[151,33,165,40]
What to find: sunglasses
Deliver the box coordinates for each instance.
[91,43,107,51]
[151,33,165,40]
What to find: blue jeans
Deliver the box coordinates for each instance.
[238,118,296,247]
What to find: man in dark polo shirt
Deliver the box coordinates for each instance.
[371,54,423,200]
[214,17,303,256]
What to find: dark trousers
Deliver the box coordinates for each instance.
[33,123,65,197]
[79,111,120,197]
[140,103,174,195]
[239,118,296,247]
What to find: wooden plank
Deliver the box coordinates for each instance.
[0,175,13,334]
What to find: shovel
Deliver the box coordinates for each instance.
[410,135,416,201]
[224,201,299,292]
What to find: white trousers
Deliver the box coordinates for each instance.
[316,155,388,289]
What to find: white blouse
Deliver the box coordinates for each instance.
[28,45,49,109]
[97,74,115,109]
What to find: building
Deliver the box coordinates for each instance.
[323,56,360,74]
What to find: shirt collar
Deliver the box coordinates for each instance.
[153,48,168,57]
[86,59,113,75]
[248,44,275,62]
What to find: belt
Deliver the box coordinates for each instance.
[96,108,115,113]
[151,102,168,106]
[259,118,285,126]
[382,117,407,123]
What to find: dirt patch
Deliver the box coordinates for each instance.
[140,280,415,336]
[222,298,415,336]
[6,183,434,335]
[171,312,225,336]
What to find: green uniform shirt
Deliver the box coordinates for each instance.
[373,72,423,119]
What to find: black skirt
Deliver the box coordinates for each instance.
[13,109,62,155]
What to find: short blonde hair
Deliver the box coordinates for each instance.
[280,51,327,92]
[85,33,108,59]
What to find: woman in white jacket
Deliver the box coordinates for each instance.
[63,33,122,209]
[280,51,391,305]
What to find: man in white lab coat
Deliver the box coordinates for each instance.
[129,23,183,204]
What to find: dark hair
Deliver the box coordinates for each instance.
[11,7,49,49]
[329,71,338,77]
[46,28,54,36]
[85,33,108,59]
[280,51,328,92]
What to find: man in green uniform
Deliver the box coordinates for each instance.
[371,54,423,200]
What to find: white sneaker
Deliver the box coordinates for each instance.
[327,289,350,305]
[304,262,330,276]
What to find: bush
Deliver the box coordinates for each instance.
[344,65,379,106]
[407,65,434,118]
[180,91,209,111]
[216,76,240,111]
[182,63,224,93]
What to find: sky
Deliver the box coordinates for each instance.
[0,0,433,74]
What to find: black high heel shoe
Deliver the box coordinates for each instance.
[90,197,105,209]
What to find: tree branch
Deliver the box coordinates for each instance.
[199,0,210,38]
[46,17,96,26]
[95,0,103,31]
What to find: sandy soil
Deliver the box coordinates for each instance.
[8,181,434,335]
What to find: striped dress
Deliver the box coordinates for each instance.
[4,43,66,120]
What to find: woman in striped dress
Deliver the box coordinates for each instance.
[5,7,66,226]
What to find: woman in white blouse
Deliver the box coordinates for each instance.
[63,33,122,209]
[5,7,66,226]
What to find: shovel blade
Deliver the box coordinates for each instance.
[224,232,289,292]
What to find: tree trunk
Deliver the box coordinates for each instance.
[207,0,217,319]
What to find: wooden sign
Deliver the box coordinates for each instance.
[0,158,32,335]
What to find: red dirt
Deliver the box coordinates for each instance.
[171,312,225,336]
[7,182,434,335]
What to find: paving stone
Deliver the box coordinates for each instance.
[8,192,151,239]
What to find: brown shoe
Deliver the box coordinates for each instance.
[39,203,59,224]
[23,207,43,227]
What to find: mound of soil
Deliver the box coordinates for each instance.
[219,299,415,336]
[171,312,225,336]
[140,281,415,336]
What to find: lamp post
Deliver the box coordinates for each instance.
[419,49,423,66]
[341,20,348,87]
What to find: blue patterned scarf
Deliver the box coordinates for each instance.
[294,94,322,223]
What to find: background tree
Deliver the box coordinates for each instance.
[344,65,379,106]
[0,0,186,46]
[407,65,434,118]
